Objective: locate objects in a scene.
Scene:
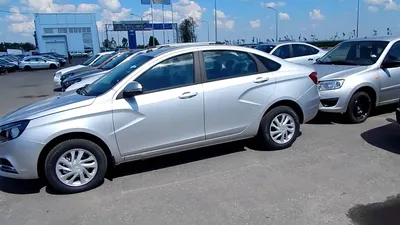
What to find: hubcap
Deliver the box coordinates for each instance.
[55,149,98,187]
[269,113,296,144]
[353,97,370,119]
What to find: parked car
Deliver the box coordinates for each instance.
[0,59,18,72]
[66,73,106,92]
[61,50,143,91]
[42,55,66,66]
[70,51,89,58]
[53,51,115,91]
[396,99,400,125]
[316,36,400,123]
[256,42,327,65]
[0,57,18,66]
[0,64,6,74]
[239,44,258,48]
[19,56,60,70]
[42,52,67,60]
[0,45,319,193]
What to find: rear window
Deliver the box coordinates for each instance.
[256,45,276,53]
[254,55,281,72]
[91,53,116,67]
[82,54,99,66]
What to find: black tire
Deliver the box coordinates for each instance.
[49,64,57,69]
[345,91,371,124]
[44,139,108,194]
[24,66,32,71]
[257,106,301,150]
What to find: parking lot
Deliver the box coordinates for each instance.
[0,67,399,225]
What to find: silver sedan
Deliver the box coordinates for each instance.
[19,56,60,70]
[0,45,319,193]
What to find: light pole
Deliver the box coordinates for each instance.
[202,20,210,42]
[215,0,218,42]
[356,0,360,38]
[268,7,278,42]
[131,13,146,47]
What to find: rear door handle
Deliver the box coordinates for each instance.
[254,77,269,83]
[179,92,198,99]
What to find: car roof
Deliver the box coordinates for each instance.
[342,36,400,42]
[98,51,116,56]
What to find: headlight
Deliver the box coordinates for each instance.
[318,79,345,91]
[0,120,30,143]
[61,74,72,81]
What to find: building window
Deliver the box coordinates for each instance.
[58,28,67,33]
[44,28,54,34]
[69,28,74,33]
[73,28,78,33]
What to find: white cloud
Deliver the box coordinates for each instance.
[250,19,261,28]
[77,4,101,13]
[364,0,399,10]
[8,21,35,36]
[20,0,76,13]
[384,0,399,10]
[368,5,380,12]
[364,0,386,4]
[261,1,286,7]
[98,0,121,13]
[6,6,28,23]
[101,8,132,22]
[214,9,235,30]
[279,12,290,20]
[309,9,325,20]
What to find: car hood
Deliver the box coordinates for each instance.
[56,65,86,75]
[66,69,105,81]
[312,64,369,80]
[66,74,105,91]
[0,92,95,126]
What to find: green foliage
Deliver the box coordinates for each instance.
[103,39,110,48]
[122,37,128,48]
[179,17,197,43]
[0,42,36,52]
[148,36,160,47]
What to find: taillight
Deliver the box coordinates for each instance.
[309,72,318,84]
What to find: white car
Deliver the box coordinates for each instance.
[256,42,327,65]
[19,56,60,70]
[53,51,115,91]
[66,72,106,92]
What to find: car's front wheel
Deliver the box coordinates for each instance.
[257,106,300,150]
[345,91,371,124]
[44,139,107,194]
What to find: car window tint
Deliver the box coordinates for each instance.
[203,50,257,81]
[306,45,319,54]
[386,42,400,61]
[135,53,194,92]
[293,44,311,57]
[254,55,281,72]
[256,45,275,53]
[272,45,291,59]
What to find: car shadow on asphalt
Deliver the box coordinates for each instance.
[0,177,45,194]
[360,121,400,155]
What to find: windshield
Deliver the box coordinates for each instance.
[82,54,99,66]
[91,53,116,67]
[101,52,134,70]
[81,55,153,96]
[317,41,389,66]
[256,45,276,53]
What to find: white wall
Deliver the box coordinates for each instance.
[34,13,100,55]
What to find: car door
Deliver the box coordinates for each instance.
[112,52,205,156]
[201,50,278,139]
[378,41,400,103]
[290,44,315,65]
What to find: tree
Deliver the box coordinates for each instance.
[148,36,160,47]
[179,17,197,43]
[103,39,110,48]
[122,37,128,48]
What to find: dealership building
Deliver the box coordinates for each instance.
[34,13,100,56]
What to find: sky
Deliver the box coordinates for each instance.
[0,0,400,45]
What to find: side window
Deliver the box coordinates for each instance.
[135,53,194,93]
[306,46,319,55]
[203,50,257,81]
[254,55,281,72]
[293,44,311,57]
[25,58,31,62]
[386,42,400,61]
[272,45,291,59]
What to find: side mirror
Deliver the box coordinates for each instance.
[123,81,143,98]
[381,58,400,69]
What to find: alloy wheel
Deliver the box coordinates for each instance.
[269,113,296,144]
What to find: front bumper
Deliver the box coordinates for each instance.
[0,138,44,179]
[318,89,348,114]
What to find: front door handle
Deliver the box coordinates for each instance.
[254,77,269,83]
[308,58,314,61]
[179,92,198,99]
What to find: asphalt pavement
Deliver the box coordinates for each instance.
[0,67,399,225]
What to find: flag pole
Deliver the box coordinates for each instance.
[171,1,175,43]
[162,3,166,44]
[151,1,155,46]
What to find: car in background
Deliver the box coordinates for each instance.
[256,42,327,65]
[61,50,143,91]
[0,64,6,74]
[53,51,115,91]
[0,59,18,72]
[0,57,18,66]
[19,56,60,70]
[70,51,89,58]
[396,99,400,125]
[239,44,258,48]
[42,55,66,66]
[42,52,67,60]
[316,36,400,123]
[0,44,319,193]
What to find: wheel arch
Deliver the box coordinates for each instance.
[263,99,304,124]
[37,132,115,180]
[346,84,378,109]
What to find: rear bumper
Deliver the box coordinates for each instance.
[297,85,320,123]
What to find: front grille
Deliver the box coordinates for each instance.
[0,158,18,174]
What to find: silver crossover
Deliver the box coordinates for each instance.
[315,36,400,123]
[19,56,60,70]
[256,42,327,65]
[0,45,319,193]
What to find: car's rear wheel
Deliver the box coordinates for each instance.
[44,139,107,194]
[257,106,300,150]
[49,64,57,69]
[24,66,32,71]
[345,91,371,124]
